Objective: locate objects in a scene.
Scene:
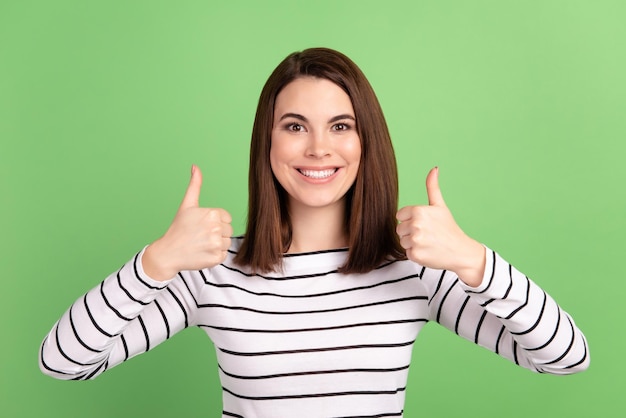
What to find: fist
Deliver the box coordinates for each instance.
[396,167,485,286]
[143,165,233,281]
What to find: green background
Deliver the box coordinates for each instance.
[1,0,624,416]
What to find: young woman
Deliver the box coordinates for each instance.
[40,48,589,417]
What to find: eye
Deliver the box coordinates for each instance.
[286,122,305,132]
[332,122,352,131]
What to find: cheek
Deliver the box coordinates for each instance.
[344,136,362,164]
[270,135,299,166]
[268,134,280,171]
[345,138,362,183]
[269,136,291,178]
[269,145,277,170]
[269,150,281,182]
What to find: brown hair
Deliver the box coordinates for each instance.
[234,47,406,273]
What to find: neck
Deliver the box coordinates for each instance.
[286,200,348,254]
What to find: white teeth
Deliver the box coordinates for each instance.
[299,169,336,179]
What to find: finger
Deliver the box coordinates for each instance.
[206,209,232,228]
[218,208,232,224]
[179,165,203,210]
[396,206,412,222]
[395,220,411,238]
[426,166,446,207]
[398,234,413,251]
[222,222,234,238]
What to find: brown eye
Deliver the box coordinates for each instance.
[333,123,350,131]
[287,123,304,132]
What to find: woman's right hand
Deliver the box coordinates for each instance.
[142,165,233,281]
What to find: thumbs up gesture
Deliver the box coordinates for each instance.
[143,165,233,281]
[396,167,486,287]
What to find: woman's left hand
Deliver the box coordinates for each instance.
[396,167,486,287]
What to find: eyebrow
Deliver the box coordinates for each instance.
[278,112,356,123]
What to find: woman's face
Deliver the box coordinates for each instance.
[270,77,361,213]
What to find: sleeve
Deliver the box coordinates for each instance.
[39,248,202,380]
[423,247,590,374]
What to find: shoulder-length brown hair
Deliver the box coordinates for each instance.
[234,47,406,274]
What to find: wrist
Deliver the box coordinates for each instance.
[451,239,486,287]
[143,239,177,282]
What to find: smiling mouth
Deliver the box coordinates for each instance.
[297,168,338,179]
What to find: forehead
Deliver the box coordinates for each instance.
[274,77,354,116]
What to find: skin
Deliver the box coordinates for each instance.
[396,166,486,287]
[270,77,361,254]
[143,77,485,287]
[143,165,233,282]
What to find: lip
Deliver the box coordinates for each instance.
[295,166,341,183]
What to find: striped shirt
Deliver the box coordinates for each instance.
[40,237,589,417]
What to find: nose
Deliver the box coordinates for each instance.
[306,131,331,158]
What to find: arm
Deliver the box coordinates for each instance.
[39,250,196,380]
[423,248,589,374]
[397,167,589,374]
[39,166,233,379]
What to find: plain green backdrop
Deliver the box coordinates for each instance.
[1,0,624,416]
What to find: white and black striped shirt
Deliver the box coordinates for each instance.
[40,237,589,417]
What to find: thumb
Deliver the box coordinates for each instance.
[426,166,446,207]
[179,164,203,210]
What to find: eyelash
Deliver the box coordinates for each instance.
[332,123,352,131]
[286,123,305,132]
[283,122,353,132]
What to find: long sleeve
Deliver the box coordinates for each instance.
[39,249,198,380]
[39,242,589,416]
[424,248,589,374]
